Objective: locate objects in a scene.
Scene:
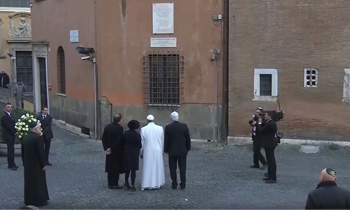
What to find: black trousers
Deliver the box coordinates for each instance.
[6,137,15,168]
[253,137,266,167]
[169,155,187,188]
[44,137,52,164]
[125,170,136,186]
[264,147,277,180]
[107,172,119,187]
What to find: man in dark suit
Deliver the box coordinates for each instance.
[164,111,191,190]
[305,168,350,209]
[101,113,125,189]
[37,106,53,166]
[1,103,18,170]
[257,111,277,183]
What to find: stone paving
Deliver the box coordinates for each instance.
[1,126,350,209]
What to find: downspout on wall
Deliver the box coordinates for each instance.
[221,0,229,143]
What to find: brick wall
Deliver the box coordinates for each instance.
[228,0,350,141]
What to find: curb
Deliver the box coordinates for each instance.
[52,119,91,139]
[227,136,350,147]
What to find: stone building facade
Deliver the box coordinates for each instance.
[31,0,225,139]
[0,1,32,111]
[228,0,350,141]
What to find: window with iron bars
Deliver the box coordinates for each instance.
[57,46,66,94]
[143,53,184,106]
[0,0,30,7]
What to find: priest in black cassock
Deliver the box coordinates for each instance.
[21,121,49,207]
[102,113,125,189]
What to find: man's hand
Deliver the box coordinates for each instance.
[106,148,111,155]
[42,166,46,171]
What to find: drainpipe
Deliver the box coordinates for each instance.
[93,58,98,139]
[216,48,221,142]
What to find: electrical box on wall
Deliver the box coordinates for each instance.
[213,14,223,21]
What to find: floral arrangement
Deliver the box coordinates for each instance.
[15,113,38,140]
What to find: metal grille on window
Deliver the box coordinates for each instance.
[58,47,66,94]
[143,53,184,106]
[304,68,318,87]
[0,0,30,7]
[260,74,272,96]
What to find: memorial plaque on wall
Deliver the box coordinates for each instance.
[152,3,174,34]
[150,37,177,48]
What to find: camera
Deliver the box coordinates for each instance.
[271,110,284,122]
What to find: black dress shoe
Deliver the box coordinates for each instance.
[262,177,270,181]
[264,173,269,177]
[123,183,130,190]
[265,180,277,184]
[46,163,52,166]
[10,166,18,171]
[130,186,136,192]
[250,165,259,169]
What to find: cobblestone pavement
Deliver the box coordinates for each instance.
[1,127,350,209]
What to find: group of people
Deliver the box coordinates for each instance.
[102,111,191,191]
[249,107,278,183]
[249,107,350,208]
[1,103,53,207]
[3,101,350,209]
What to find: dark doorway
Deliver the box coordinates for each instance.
[16,51,33,93]
[38,57,48,108]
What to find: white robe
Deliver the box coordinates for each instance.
[140,122,165,189]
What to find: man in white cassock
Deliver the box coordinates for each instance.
[140,115,165,190]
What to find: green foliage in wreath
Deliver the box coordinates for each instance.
[0,108,37,144]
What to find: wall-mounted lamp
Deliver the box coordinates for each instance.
[7,53,16,60]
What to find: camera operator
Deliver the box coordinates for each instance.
[257,111,278,184]
[248,107,267,169]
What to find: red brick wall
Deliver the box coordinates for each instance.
[228,0,350,140]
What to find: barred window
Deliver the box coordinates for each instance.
[260,74,272,96]
[0,0,30,7]
[57,46,66,94]
[304,68,318,87]
[143,53,184,106]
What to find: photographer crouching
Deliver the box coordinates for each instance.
[257,111,278,184]
[249,107,267,170]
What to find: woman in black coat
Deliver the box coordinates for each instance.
[123,120,142,191]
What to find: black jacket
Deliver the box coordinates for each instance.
[1,111,16,141]
[0,72,9,88]
[257,119,277,148]
[305,181,350,209]
[102,122,124,173]
[37,114,53,140]
[123,130,142,170]
[164,121,191,156]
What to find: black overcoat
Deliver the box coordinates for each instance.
[123,130,142,170]
[305,181,350,209]
[101,122,124,173]
[164,121,191,156]
[37,114,53,140]
[257,119,277,148]
[21,132,49,206]
[1,111,16,142]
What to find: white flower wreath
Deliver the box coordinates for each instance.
[15,114,40,140]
